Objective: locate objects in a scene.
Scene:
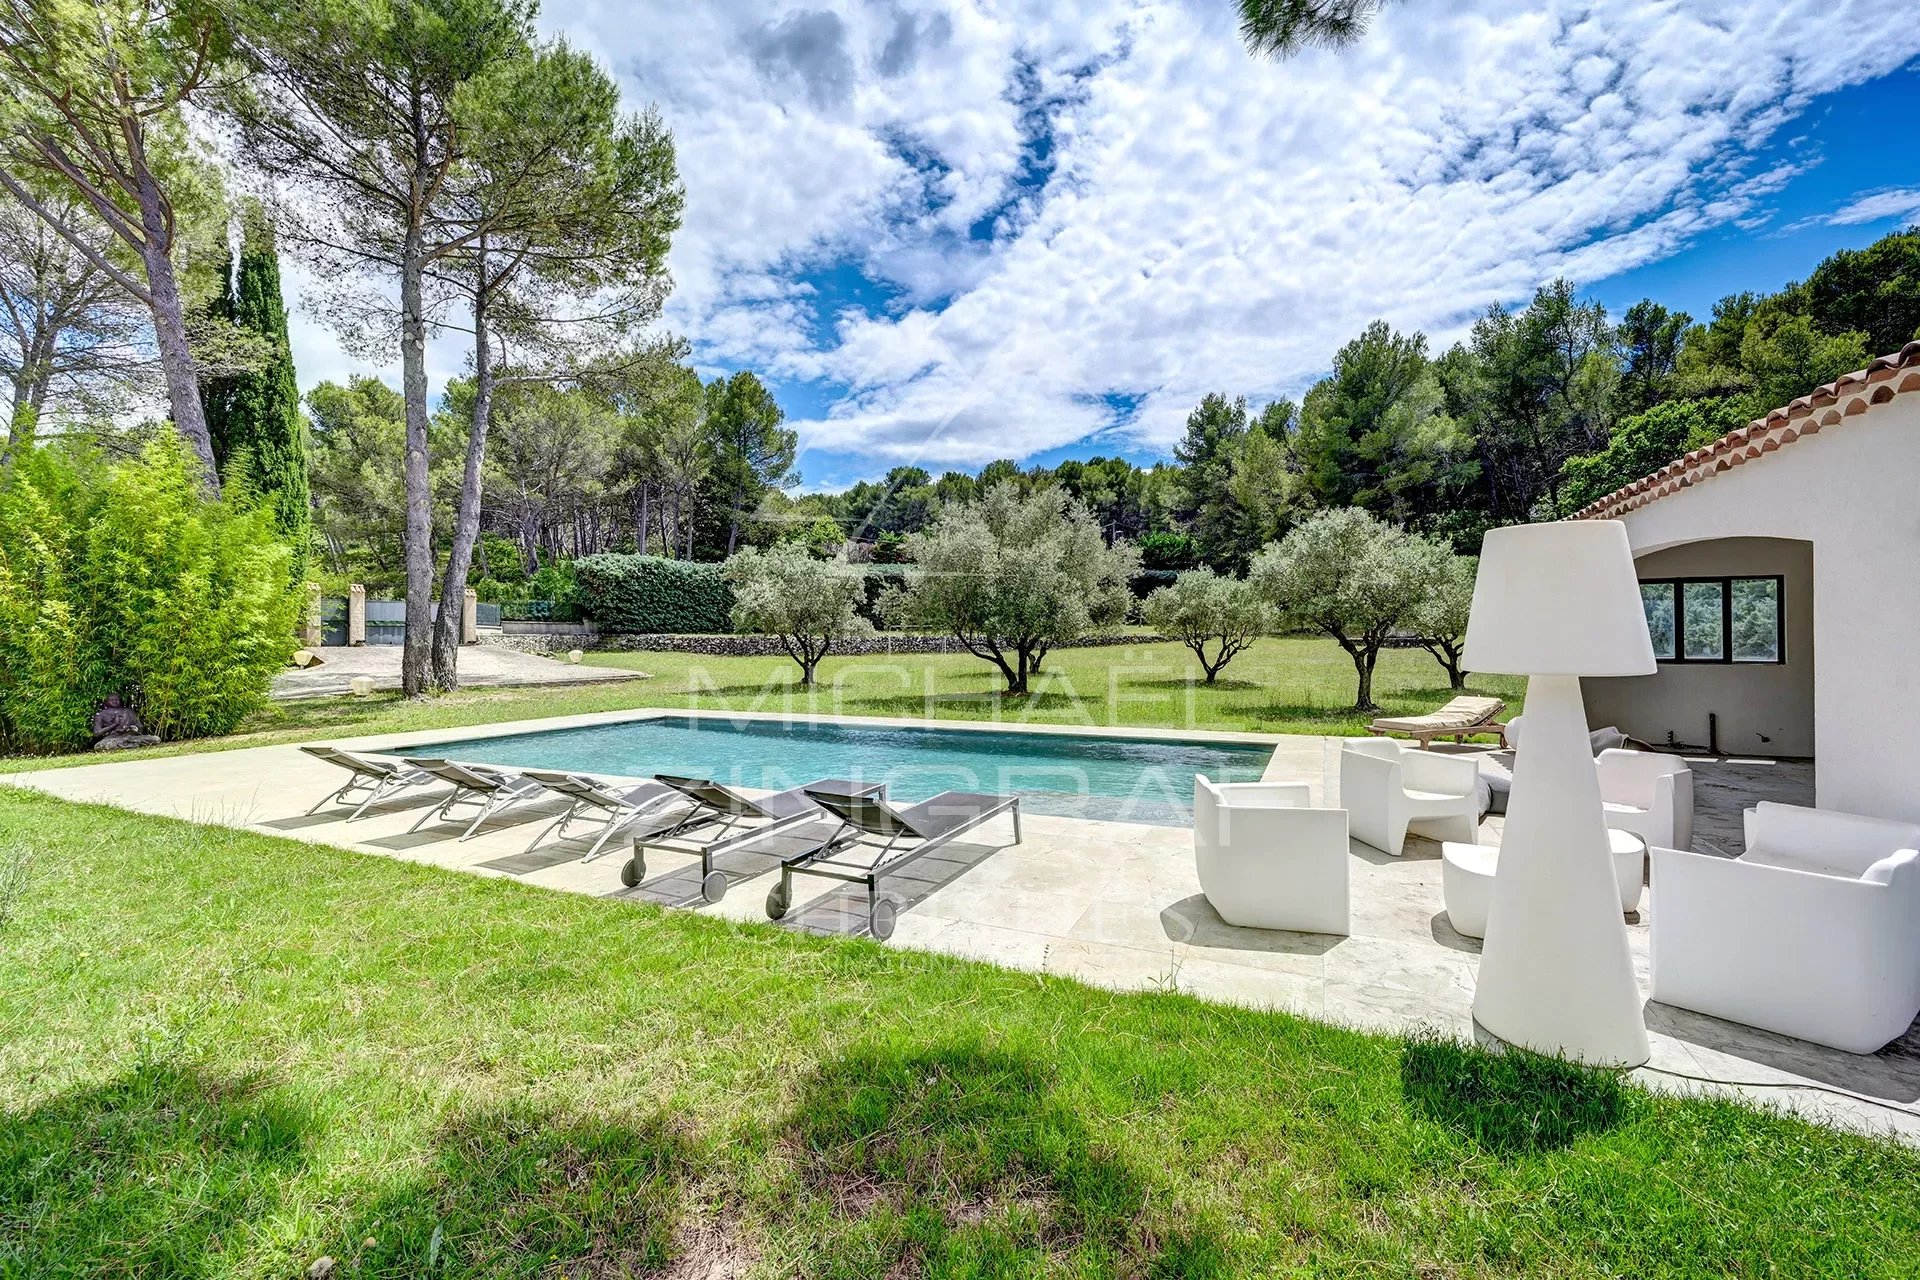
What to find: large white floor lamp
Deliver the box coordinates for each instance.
[1462,520,1656,1066]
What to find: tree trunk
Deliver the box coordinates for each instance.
[398,228,435,698]
[135,184,218,493]
[430,241,495,691]
[636,485,650,554]
[1423,640,1468,690]
[1350,647,1379,712]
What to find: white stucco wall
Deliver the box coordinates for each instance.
[1606,391,1920,822]
[1585,538,1814,757]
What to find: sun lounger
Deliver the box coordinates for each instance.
[1367,696,1508,749]
[301,746,434,820]
[402,758,549,840]
[518,770,692,862]
[623,775,885,903]
[765,788,1022,939]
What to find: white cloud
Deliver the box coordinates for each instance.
[1820,187,1920,226]
[280,0,1920,472]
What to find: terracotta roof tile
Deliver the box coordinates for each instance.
[1573,340,1920,520]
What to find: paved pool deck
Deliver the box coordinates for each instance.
[5,707,1913,1144]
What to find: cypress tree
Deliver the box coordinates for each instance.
[206,219,311,579]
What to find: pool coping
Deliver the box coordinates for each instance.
[326,705,1311,760]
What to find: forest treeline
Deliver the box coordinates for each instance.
[294,226,1920,594]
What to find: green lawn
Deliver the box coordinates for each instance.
[0,790,1914,1277]
[2,637,1522,774]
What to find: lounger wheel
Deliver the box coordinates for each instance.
[621,854,644,888]
[766,882,790,920]
[869,897,897,941]
[700,870,727,904]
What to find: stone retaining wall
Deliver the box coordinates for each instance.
[477,631,1164,658]
[588,632,1161,657]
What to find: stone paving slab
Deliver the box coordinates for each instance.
[3,708,1912,1145]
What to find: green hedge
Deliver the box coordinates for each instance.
[574,555,734,634]
[576,557,928,634]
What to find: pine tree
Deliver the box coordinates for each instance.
[205,220,311,580]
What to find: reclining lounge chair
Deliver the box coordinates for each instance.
[519,770,692,862]
[402,758,549,840]
[302,745,434,820]
[624,775,886,903]
[765,788,1022,939]
[1367,695,1508,749]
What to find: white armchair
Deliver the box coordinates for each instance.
[1596,749,1693,851]
[1650,802,1920,1053]
[1338,738,1480,856]
[1193,776,1349,935]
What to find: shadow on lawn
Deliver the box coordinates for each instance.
[0,1063,696,1277]
[1400,1031,1627,1154]
[781,1041,1230,1277]
[0,1063,312,1276]
[328,1104,693,1276]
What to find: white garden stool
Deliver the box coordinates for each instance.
[1443,830,1646,940]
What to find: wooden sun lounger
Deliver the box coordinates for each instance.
[765,787,1022,939]
[623,775,885,903]
[1367,696,1509,749]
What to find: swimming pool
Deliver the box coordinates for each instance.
[401,715,1274,826]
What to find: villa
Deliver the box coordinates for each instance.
[1578,340,1920,825]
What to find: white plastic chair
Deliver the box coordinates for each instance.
[1193,777,1349,935]
[1338,738,1480,856]
[1596,749,1693,851]
[1650,802,1920,1053]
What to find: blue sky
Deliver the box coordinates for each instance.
[283,2,1920,493]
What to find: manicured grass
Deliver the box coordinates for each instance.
[1,637,1522,774]
[2,790,1915,1277]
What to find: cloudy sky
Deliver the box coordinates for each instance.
[285,0,1920,490]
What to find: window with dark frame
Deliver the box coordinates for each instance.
[1636,575,1785,665]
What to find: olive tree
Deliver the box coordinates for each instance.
[1410,552,1476,690]
[723,542,868,686]
[1142,568,1271,683]
[902,484,1138,695]
[1248,507,1437,712]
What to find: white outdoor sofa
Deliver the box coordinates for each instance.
[1193,777,1349,935]
[1597,748,1693,851]
[1650,802,1920,1053]
[1339,738,1480,856]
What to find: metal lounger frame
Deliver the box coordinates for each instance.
[405,761,547,840]
[770,794,1022,931]
[303,748,431,821]
[629,778,884,902]
[521,774,692,862]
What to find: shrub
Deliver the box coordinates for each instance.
[573,554,734,634]
[1128,568,1180,600]
[0,438,300,752]
[1139,529,1199,571]
[524,560,580,607]
[856,565,911,627]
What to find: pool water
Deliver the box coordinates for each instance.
[402,715,1274,827]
